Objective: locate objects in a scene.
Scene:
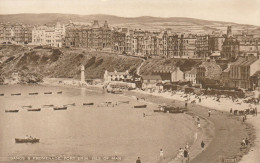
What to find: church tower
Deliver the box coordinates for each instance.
[227,26,232,38]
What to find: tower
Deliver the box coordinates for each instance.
[227,26,232,38]
[81,65,85,83]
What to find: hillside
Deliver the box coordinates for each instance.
[0,13,259,34]
[0,45,143,84]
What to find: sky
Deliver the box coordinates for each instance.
[0,0,260,26]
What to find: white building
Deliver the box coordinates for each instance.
[104,70,132,83]
[32,22,65,47]
[184,68,197,84]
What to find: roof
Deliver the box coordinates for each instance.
[154,66,180,73]
[210,52,221,57]
[141,75,162,80]
[231,57,258,67]
[185,68,197,74]
[106,71,129,76]
[251,71,260,78]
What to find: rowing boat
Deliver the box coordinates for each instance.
[83,103,94,106]
[5,110,19,113]
[29,93,38,95]
[134,105,147,108]
[53,106,67,110]
[44,92,52,94]
[57,91,62,94]
[22,105,32,108]
[63,103,76,107]
[27,108,41,112]
[15,138,39,143]
[42,104,54,107]
[11,93,21,96]
[0,93,4,96]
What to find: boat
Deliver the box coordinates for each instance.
[15,138,39,143]
[162,106,186,113]
[11,93,21,96]
[0,93,4,96]
[111,90,123,94]
[44,92,52,94]
[57,91,62,94]
[5,110,19,113]
[63,103,76,107]
[83,103,94,106]
[29,93,38,95]
[22,105,32,108]
[134,105,147,108]
[27,108,41,112]
[53,106,67,110]
[118,101,130,104]
[42,104,54,107]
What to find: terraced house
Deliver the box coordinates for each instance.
[0,23,32,44]
[228,56,260,89]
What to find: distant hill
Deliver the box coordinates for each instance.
[0,13,260,34]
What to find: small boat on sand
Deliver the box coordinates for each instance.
[134,105,147,108]
[57,91,62,94]
[29,93,38,95]
[53,106,67,110]
[5,110,19,113]
[83,103,94,106]
[44,92,52,94]
[27,108,41,112]
[63,103,76,107]
[11,93,21,96]
[0,93,4,96]
[15,138,39,143]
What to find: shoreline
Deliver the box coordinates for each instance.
[18,78,257,162]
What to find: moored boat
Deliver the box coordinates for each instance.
[57,91,62,94]
[83,103,94,106]
[27,108,41,112]
[134,105,147,108]
[22,105,32,108]
[118,101,130,104]
[42,104,54,107]
[53,106,67,110]
[0,93,4,96]
[15,138,39,143]
[44,92,52,94]
[29,92,38,95]
[63,103,76,107]
[11,93,21,96]
[5,110,19,113]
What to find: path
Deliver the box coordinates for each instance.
[136,58,145,76]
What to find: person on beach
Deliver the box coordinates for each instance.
[179,148,184,158]
[136,157,141,163]
[245,138,250,147]
[198,122,201,128]
[230,108,232,114]
[143,113,146,118]
[208,110,211,117]
[185,143,189,150]
[160,149,164,158]
[201,141,205,151]
[183,149,189,163]
[256,107,258,116]
[242,138,246,147]
[185,102,188,108]
[242,116,245,123]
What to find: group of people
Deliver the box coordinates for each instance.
[241,138,250,148]
[25,135,35,140]
[175,144,190,163]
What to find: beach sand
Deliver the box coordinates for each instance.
[125,90,255,163]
